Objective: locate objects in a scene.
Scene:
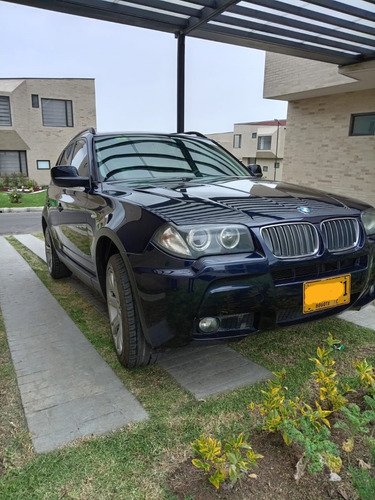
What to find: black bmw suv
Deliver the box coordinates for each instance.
[42,128,375,368]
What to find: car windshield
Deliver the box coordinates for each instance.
[94,135,249,182]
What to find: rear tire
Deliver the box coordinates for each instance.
[106,254,155,368]
[45,227,72,279]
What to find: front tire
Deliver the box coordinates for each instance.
[106,254,155,369]
[45,227,72,279]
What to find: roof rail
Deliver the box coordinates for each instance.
[183,131,208,139]
[70,127,96,141]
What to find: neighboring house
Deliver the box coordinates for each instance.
[208,120,286,181]
[0,78,96,186]
[263,53,375,205]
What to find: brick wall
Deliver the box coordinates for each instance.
[283,89,375,205]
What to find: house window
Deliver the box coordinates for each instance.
[263,166,268,172]
[37,160,50,170]
[41,98,73,127]
[0,96,11,126]
[32,94,39,108]
[349,113,375,136]
[252,132,257,139]
[0,151,27,176]
[257,136,272,150]
[233,134,242,148]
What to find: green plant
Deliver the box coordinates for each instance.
[356,359,375,396]
[2,173,10,187]
[8,189,22,204]
[251,369,331,446]
[310,333,348,411]
[282,416,340,474]
[250,368,299,442]
[334,402,375,461]
[349,466,375,500]
[191,433,263,489]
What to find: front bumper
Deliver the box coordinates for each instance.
[130,246,375,349]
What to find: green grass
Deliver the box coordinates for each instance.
[1,237,375,499]
[0,190,46,208]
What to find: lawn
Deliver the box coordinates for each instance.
[0,190,46,209]
[1,238,375,500]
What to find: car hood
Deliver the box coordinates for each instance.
[103,177,368,226]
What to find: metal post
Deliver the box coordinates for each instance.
[274,119,280,181]
[177,32,185,134]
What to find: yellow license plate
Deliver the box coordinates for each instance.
[303,274,351,314]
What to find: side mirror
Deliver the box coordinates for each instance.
[51,165,90,188]
[246,163,263,178]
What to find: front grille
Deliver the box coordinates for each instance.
[271,255,368,284]
[321,218,360,252]
[261,223,319,258]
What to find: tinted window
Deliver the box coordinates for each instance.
[350,113,375,136]
[71,140,88,176]
[57,143,74,166]
[94,135,248,182]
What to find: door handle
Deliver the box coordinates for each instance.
[58,204,63,212]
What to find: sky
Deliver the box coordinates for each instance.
[0,1,287,134]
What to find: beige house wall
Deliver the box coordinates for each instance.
[208,121,286,181]
[263,54,375,205]
[283,89,375,205]
[0,78,96,185]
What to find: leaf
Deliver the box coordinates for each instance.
[294,455,306,481]
[282,432,293,446]
[192,459,210,472]
[357,458,371,470]
[248,473,258,479]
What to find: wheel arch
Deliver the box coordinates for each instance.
[95,231,152,345]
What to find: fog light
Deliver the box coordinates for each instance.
[198,317,220,333]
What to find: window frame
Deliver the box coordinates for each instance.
[31,94,39,108]
[349,113,375,136]
[0,150,28,176]
[257,135,272,150]
[41,98,74,127]
[233,134,242,148]
[37,160,51,170]
[0,95,12,126]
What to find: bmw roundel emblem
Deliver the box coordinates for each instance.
[298,206,311,214]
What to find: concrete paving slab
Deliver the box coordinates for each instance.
[159,344,271,399]
[13,233,46,261]
[0,236,148,454]
[338,305,375,330]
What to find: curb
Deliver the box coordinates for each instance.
[0,207,44,213]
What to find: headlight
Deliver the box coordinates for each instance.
[361,208,375,236]
[153,223,254,258]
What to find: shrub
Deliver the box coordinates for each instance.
[191,433,263,489]
[8,189,22,204]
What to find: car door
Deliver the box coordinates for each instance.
[52,139,95,273]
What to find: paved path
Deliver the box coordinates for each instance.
[12,234,273,400]
[0,236,148,453]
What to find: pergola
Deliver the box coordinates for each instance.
[3,0,375,131]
